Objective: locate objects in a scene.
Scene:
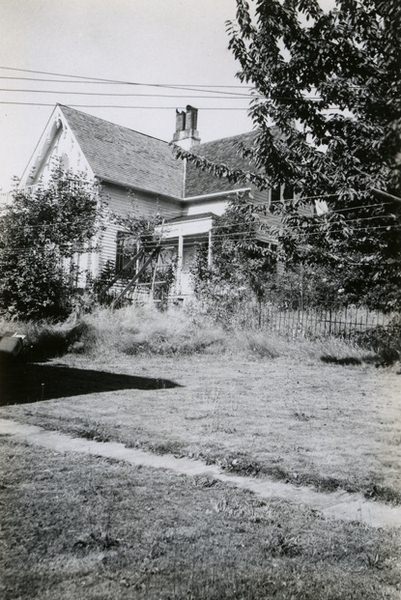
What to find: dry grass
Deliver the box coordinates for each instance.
[76,306,227,356]
[1,305,380,364]
[3,349,401,504]
[79,306,383,364]
[1,437,400,600]
[2,308,401,598]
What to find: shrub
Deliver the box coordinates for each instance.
[352,315,401,365]
[0,166,102,320]
[0,318,98,361]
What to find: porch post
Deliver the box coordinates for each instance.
[177,235,183,292]
[207,229,212,267]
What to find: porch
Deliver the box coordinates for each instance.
[158,212,214,298]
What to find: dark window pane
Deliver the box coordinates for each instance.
[116,231,137,278]
[271,185,281,203]
[283,184,294,200]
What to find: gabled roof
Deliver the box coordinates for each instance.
[184,131,259,197]
[51,106,272,200]
[59,105,184,198]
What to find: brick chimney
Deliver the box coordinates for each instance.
[172,105,200,150]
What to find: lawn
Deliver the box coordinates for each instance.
[1,351,401,503]
[1,436,400,600]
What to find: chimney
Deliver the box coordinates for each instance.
[172,105,200,150]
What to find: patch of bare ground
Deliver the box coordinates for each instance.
[1,437,401,600]
[2,353,400,504]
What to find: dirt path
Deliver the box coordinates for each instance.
[1,416,401,529]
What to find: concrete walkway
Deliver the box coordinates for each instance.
[1,417,401,529]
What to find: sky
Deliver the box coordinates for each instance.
[0,0,334,190]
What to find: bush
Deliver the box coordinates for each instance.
[352,315,401,365]
[0,318,98,362]
[0,166,101,320]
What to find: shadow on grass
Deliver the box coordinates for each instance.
[0,361,181,406]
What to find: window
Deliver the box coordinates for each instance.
[271,185,281,204]
[60,153,69,171]
[283,184,294,200]
[115,231,137,278]
[270,184,294,208]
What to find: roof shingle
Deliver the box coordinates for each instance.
[184,131,259,197]
[60,105,269,200]
[59,105,184,198]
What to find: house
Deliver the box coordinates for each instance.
[18,104,284,299]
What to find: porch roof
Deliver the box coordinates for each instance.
[165,212,216,224]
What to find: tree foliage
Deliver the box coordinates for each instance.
[0,166,101,320]
[175,0,401,310]
[191,193,277,306]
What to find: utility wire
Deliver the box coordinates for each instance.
[1,188,379,207]
[1,195,394,230]
[0,94,375,109]
[0,67,382,103]
[112,214,400,242]
[0,66,252,97]
[4,224,401,252]
[7,211,391,231]
[0,69,380,91]
[10,204,397,231]
[0,88,256,99]
[321,202,393,214]
[0,101,251,110]
[0,76,253,89]
[0,87,347,102]
[6,221,396,249]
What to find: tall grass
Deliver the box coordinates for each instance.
[81,305,226,356]
[0,304,387,364]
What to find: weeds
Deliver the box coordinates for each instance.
[74,420,112,443]
[1,304,397,366]
[235,330,281,358]
[264,529,302,558]
[149,440,183,456]
[73,531,120,553]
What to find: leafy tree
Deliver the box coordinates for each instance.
[175,0,401,310]
[0,165,101,320]
[191,193,277,317]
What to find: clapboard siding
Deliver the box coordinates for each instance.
[252,187,282,232]
[252,186,313,229]
[99,182,183,268]
[94,182,309,275]
[184,197,229,217]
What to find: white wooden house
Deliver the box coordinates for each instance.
[18,104,284,299]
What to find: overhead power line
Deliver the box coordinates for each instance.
[0,65,251,87]
[0,100,355,110]
[9,212,394,232]
[0,101,251,110]
[0,66,389,113]
[4,223,401,253]
[0,66,252,97]
[0,66,377,104]
[113,221,401,245]
[0,76,253,89]
[0,88,372,106]
[0,88,254,99]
